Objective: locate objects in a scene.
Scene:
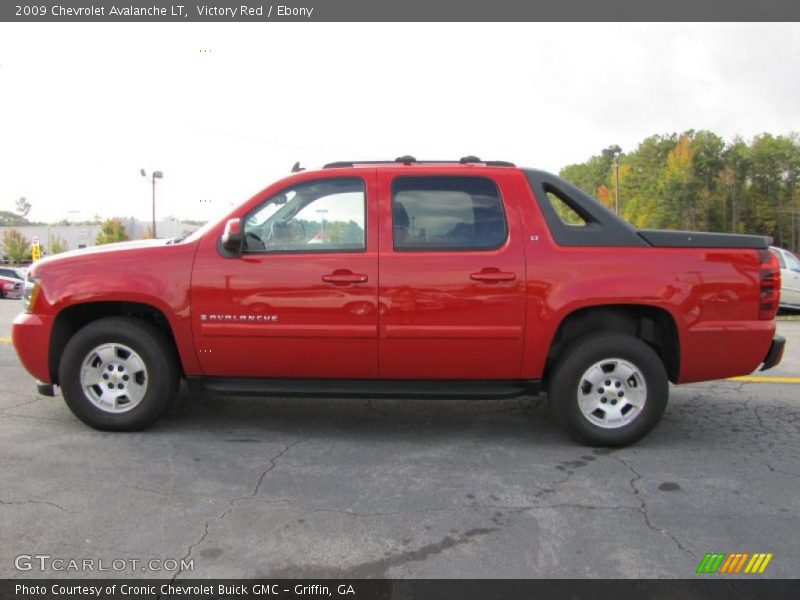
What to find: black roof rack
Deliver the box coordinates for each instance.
[323,156,515,169]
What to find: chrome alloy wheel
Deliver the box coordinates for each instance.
[79,343,149,414]
[577,358,647,429]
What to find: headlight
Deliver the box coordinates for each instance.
[23,277,41,313]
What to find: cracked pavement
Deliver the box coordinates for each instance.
[1,299,799,579]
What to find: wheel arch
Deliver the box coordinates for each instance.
[49,301,184,385]
[544,304,681,386]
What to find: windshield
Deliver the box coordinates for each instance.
[177,205,232,244]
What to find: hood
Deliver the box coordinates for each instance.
[30,238,173,276]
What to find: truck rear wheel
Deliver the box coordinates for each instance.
[58,317,179,431]
[548,333,668,446]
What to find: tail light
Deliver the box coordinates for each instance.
[758,249,780,320]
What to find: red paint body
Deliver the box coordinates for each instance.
[13,164,777,386]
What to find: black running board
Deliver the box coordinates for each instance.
[187,377,540,399]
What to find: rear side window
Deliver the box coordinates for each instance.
[392,176,507,251]
[546,189,587,226]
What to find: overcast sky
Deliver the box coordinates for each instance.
[1,22,799,224]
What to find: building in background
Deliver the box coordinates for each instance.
[1,218,202,259]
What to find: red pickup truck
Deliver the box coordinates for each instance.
[12,157,786,446]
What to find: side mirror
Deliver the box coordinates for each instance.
[221,218,243,254]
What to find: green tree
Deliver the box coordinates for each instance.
[560,144,621,198]
[745,134,797,247]
[15,197,32,219]
[0,210,28,226]
[557,130,800,252]
[95,219,130,245]
[2,228,31,263]
[618,134,678,228]
[658,133,697,230]
[324,220,364,244]
[784,133,800,252]
[49,234,68,254]
[720,136,750,233]
[687,130,725,231]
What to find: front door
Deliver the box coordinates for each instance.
[377,170,526,380]
[191,174,379,378]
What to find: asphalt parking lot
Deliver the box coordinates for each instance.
[1,298,798,579]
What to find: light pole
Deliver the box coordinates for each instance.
[317,208,328,239]
[141,169,163,238]
[613,150,621,215]
[789,169,797,253]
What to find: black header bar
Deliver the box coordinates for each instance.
[3,0,800,22]
[2,579,798,600]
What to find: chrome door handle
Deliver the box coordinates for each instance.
[470,271,516,282]
[322,272,369,284]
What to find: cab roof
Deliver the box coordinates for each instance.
[317,156,516,170]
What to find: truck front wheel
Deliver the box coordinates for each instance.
[548,333,668,447]
[58,317,179,431]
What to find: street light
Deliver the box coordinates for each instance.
[317,208,328,239]
[141,169,163,238]
[612,150,621,215]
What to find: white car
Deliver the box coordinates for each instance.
[0,266,26,281]
[770,246,800,310]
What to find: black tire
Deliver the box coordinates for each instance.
[58,317,180,431]
[547,333,668,447]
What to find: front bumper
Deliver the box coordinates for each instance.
[760,335,786,371]
[12,312,55,384]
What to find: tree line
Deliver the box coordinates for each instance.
[5,133,800,263]
[559,131,800,253]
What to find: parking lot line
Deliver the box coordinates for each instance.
[0,337,10,344]
[729,376,800,384]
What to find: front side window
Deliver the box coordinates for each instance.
[392,176,507,251]
[243,178,366,253]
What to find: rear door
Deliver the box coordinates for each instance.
[377,169,526,379]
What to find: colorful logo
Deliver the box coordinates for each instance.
[696,552,773,574]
